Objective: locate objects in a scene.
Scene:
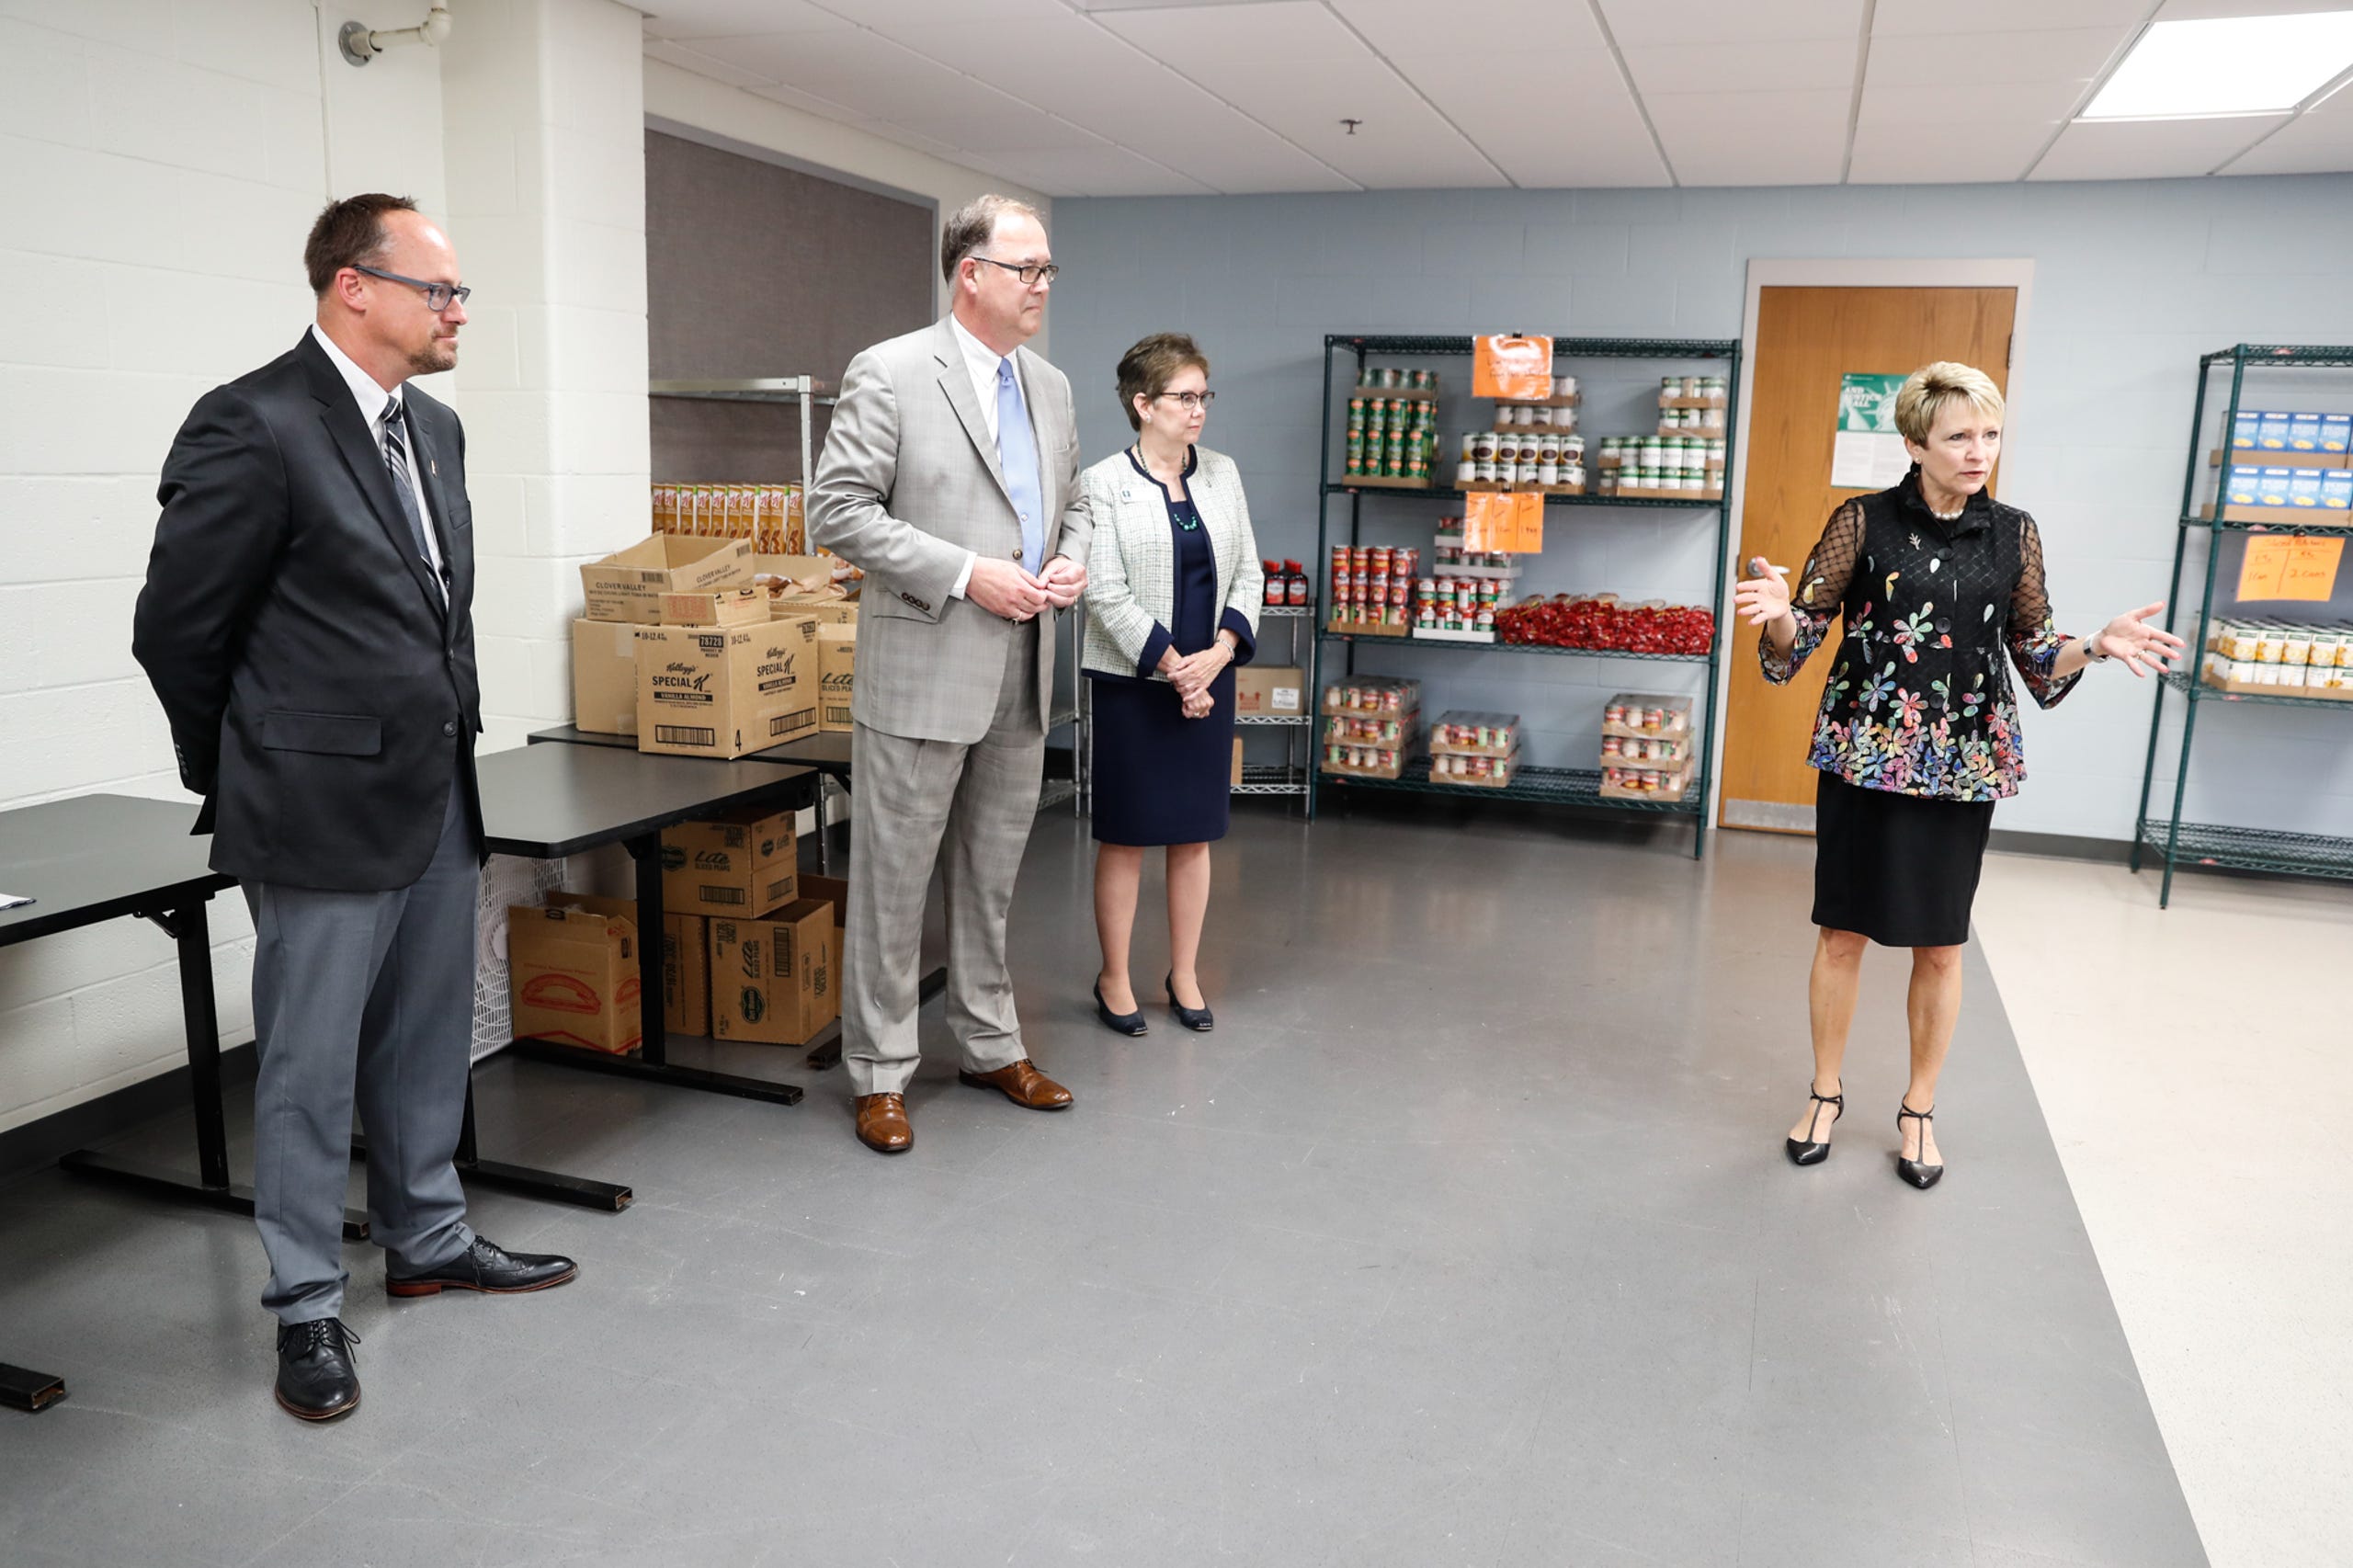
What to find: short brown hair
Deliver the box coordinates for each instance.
[304,193,416,296]
[1895,361,2005,445]
[940,194,1044,286]
[1116,333,1210,431]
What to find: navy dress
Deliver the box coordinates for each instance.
[1089,449,1255,846]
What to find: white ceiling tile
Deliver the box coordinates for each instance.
[698,28,1030,123]
[2217,94,2353,174]
[1597,0,1867,50]
[890,109,1115,156]
[1334,0,1605,56]
[819,0,1078,35]
[1174,58,1505,188]
[1847,119,2060,183]
[2154,0,2353,19]
[640,0,850,43]
[642,38,778,90]
[1395,51,1668,187]
[983,145,1219,199]
[1646,88,1852,186]
[1871,0,2149,34]
[1865,27,2137,85]
[2030,113,2288,180]
[1856,79,2089,126]
[1097,0,1356,64]
[1621,38,1859,96]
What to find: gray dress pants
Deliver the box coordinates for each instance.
[843,621,1043,1096]
[242,775,478,1324]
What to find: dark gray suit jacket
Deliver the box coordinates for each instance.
[133,332,482,892]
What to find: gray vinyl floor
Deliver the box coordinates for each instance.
[0,802,2206,1568]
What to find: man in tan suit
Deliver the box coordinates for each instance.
[809,195,1090,1153]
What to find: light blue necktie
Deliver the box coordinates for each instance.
[995,358,1046,574]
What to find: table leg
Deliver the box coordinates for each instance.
[353,1077,634,1212]
[804,963,944,1071]
[61,898,369,1242]
[508,832,802,1106]
[1,1362,66,1414]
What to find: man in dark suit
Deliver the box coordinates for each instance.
[133,195,574,1424]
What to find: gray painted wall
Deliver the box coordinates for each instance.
[1047,176,2353,843]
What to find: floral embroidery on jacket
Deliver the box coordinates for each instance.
[1759,469,2079,802]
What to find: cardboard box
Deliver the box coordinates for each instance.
[656,584,768,628]
[582,535,754,623]
[661,806,799,918]
[800,873,848,934]
[2290,412,2325,452]
[755,554,861,627]
[1234,665,1306,716]
[2232,410,2260,450]
[508,901,641,1054]
[1233,736,1244,788]
[664,912,710,1038]
[636,616,820,760]
[710,899,837,1046]
[818,622,857,733]
[572,618,639,736]
[2258,411,2294,451]
[2324,414,2351,454]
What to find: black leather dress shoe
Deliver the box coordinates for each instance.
[386,1235,577,1299]
[276,1317,361,1421]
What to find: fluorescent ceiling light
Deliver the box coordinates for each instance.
[2081,11,2353,119]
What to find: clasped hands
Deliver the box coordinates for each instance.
[970,555,1086,622]
[1161,641,1230,719]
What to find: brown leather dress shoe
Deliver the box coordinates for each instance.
[957,1059,1073,1110]
[855,1092,913,1153]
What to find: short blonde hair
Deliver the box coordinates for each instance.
[1895,361,2004,445]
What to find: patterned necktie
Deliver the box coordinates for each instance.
[381,396,447,605]
[995,358,1046,575]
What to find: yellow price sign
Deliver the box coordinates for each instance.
[2239,535,2344,602]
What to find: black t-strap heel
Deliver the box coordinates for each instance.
[1896,1103,1943,1190]
[1784,1083,1843,1167]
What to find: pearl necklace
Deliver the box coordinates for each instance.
[1925,494,1967,521]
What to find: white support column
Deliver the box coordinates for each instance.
[439,0,649,751]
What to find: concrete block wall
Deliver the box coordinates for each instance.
[1049,176,2353,842]
[0,0,647,1136]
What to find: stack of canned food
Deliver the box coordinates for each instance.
[1598,692,1696,801]
[1345,392,1438,482]
[1320,676,1421,780]
[1454,429,1588,490]
[1356,365,1439,394]
[1427,710,1519,789]
[2201,617,2353,696]
[1415,574,1503,637]
[1492,399,1578,429]
[1433,541,1515,571]
[1324,544,1420,634]
[1658,405,1727,434]
[1593,434,1725,497]
[1658,375,1729,405]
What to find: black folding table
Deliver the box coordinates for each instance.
[477,742,824,1104]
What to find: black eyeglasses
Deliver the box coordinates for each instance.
[353,265,471,312]
[971,256,1060,286]
[1155,391,1215,411]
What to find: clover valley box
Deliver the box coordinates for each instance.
[580,535,753,624]
[636,615,821,759]
[818,623,857,733]
[572,619,638,736]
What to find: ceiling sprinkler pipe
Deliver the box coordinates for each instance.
[338,4,453,67]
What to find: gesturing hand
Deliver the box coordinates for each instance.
[1733,555,1793,628]
[2090,602,2187,678]
[969,557,1049,621]
[1180,687,1214,719]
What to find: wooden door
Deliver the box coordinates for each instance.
[1720,286,2017,833]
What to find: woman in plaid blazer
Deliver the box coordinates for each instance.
[1079,334,1263,1036]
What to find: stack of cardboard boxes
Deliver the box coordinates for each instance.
[506,804,843,1052]
[571,535,858,760]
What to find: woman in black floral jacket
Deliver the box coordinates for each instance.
[1734,363,2182,1189]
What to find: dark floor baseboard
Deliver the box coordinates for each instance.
[0,1040,256,1186]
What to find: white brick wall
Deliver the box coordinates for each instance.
[0,0,642,1135]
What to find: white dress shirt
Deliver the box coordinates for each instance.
[946,312,1054,599]
[310,323,445,588]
